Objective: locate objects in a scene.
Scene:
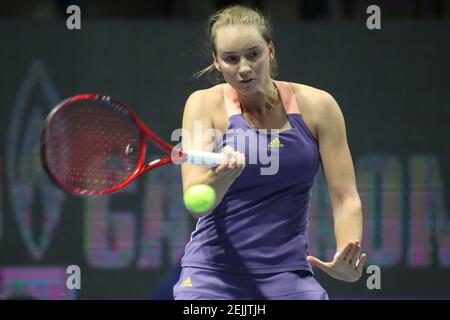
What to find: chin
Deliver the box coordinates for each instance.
[237,87,255,94]
[235,81,260,95]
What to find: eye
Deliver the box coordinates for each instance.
[247,51,259,60]
[224,56,238,64]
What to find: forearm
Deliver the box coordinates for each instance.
[332,196,363,252]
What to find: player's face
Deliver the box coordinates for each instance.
[214,24,274,95]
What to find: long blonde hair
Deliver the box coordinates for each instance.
[194,5,278,83]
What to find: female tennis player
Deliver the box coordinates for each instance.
[173,4,366,300]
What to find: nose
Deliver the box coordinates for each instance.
[238,59,252,77]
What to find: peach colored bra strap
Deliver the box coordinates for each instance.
[223,84,242,118]
[273,80,301,115]
[223,80,301,117]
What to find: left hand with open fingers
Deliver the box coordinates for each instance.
[306,240,367,282]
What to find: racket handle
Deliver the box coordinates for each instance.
[182,150,225,167]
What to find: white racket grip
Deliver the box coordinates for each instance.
[183,150,225,167]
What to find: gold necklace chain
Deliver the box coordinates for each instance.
[243,112,257,130]
[240,82,279,130]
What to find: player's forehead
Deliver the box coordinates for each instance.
[214,24,266,54]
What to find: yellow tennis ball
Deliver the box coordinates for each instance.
[183,184,216,214]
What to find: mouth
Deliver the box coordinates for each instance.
[240,79,254,84]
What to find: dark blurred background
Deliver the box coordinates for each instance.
[0,0,449,300]
[1,0,450,20]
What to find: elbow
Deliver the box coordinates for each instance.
[331,192,363,215]
[329,186,361,205]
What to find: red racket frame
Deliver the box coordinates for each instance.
[42,94,184,195]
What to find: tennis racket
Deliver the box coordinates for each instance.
[41,94,224,195]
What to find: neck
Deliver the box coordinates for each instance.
[237,79,279,114]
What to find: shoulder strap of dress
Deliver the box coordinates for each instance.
[223,81,301,116]
[223,83,242,117]
[273,80,301,115]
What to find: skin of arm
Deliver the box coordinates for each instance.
[316,91,363,252]
[181,90,245,218]
[298,86,366,282]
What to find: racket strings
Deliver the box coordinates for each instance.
[45,100,142,192]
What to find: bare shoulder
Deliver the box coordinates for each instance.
[186,84,224,110]
[290,83,338,112]
[184,84,229,133]
[289,82,343,129]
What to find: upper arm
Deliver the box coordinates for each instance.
[180,90,218,192]
[316,91,359,205]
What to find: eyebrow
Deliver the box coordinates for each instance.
[221,46,260,54]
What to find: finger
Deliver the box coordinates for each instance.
[237,153,245,166]
[225,151,234,161]
[337,242,353,261]
[349,245,361,266]
[231,155,240,169]
[218,150,230,164]
[356,253,367,273]
[227,154,236,166]
[221,146,233,160]
[222,145,234,153]
[232,152,244,169]
[344,243,357,262]
[217,162,231,171]
[215,164,235,177]
[307,256,329,273]
[223,163,238,174]
[212,163,225,174]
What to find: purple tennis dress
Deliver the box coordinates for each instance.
[173,81,328,300]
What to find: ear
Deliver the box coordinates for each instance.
[213,52,221,71]
[269,42,275,60]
